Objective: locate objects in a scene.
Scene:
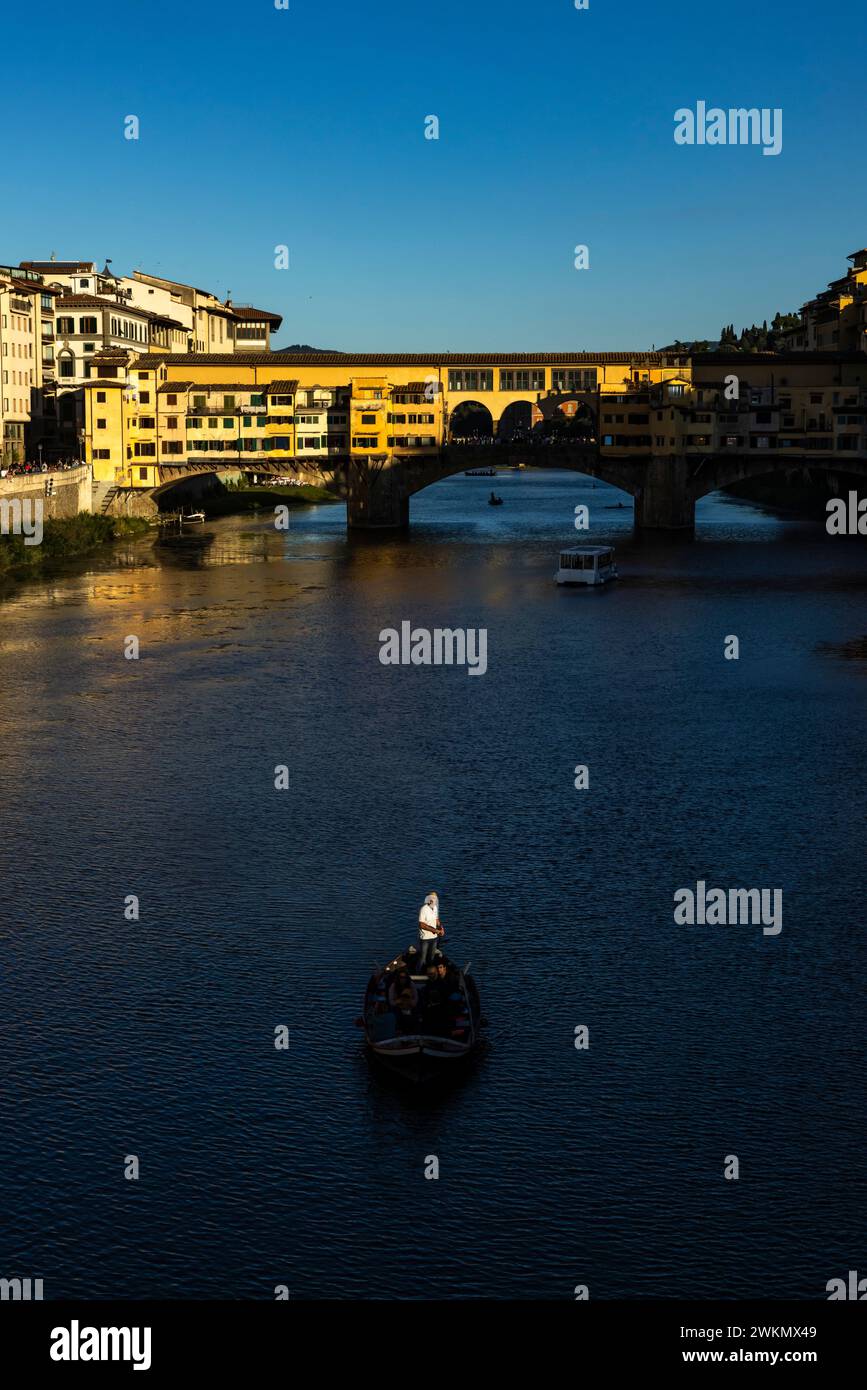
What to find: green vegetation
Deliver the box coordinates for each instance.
[0,512,150,580]
[664,313,802,356]
[202,482,339,517]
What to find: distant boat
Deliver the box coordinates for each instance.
[183,511,205,524]
[555,545,617,586]
[360,948,483,1085]
[465,468,496,477]
[488,493,503,506]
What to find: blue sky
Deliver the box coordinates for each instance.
[2,0,864,351]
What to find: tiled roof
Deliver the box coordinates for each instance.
[21,260,95,272]
[230,305,282,324]
[129,350,687,368]
[181,382,268,392]
[55,295,116,310]
[263,379,299,393]
[157,381,196,393]
[56,294,184,327]
[697,351,867,365]
[4,277,63,297]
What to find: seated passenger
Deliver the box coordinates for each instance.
[393,988,419,1034]
[436,959,457,990]
[388,969,418,1009]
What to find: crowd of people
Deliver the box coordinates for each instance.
[368,953,468,1042]
[0,458,82,478]
[449,431,596,447]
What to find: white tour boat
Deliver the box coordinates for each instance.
[555,545,617,587]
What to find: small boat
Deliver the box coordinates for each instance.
[182,511,205,524]
[360,950,482,1085]
[465,468,496,477]
[488,493,503,506]
[555,545,617,586]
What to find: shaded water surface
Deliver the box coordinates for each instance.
[1,472,865,1298]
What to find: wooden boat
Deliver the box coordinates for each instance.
[361,950,482,1084]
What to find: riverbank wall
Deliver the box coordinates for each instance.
[0,465,92,519]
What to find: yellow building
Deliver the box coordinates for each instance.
[84,349,692,487]
[350,376,389,458]
[599,354,867,465]
[780,247,867,353]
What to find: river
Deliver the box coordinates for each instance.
[1,469,865,1299]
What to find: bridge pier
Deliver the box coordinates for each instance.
[346,459,409,530]
[634,455,695,532]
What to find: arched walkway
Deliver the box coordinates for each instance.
[497,401,533,440]
[448,400,494,441]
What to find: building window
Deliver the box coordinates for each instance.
[96,418,106,429]
[552,369,597,391]
[97,391,106,403]
[447,369,493,392]
[57,317,74,334]
[165,393,177,405]
[499,369,545,391]
[79,316,98,334]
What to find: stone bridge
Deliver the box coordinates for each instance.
[100,448,867,532]
[338,445,867,530]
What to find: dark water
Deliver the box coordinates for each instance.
[1,470,865,1300]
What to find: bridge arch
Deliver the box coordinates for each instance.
[497,401,533,439]
[691,453,867,501]
[448,400,494,440]
[396,445,641,505]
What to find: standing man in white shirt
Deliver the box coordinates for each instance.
[417,892,441,971]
